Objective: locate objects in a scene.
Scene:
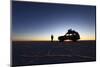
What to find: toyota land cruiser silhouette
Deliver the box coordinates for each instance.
[58,29,80,42]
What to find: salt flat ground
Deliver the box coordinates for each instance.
[12,40,96,66]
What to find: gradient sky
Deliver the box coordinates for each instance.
[12,1,96,41]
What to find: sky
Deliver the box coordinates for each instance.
[12,1,96,41]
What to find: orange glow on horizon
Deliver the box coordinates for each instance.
[12,35,95,41]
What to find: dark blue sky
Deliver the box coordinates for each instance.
[12,1,96,41]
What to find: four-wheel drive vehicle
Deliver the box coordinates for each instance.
[58,29,80,42]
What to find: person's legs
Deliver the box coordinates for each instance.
[51,35,54,42]
[51,38,53,42]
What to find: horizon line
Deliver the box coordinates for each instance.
[12,40,96,42]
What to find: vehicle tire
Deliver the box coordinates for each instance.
[72,39,77,42]
[59,39,64,42]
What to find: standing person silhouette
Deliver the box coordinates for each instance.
[51,34,54,42]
